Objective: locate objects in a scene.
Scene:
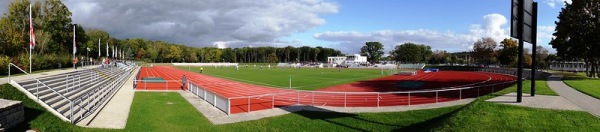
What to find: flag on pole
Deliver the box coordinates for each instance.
[73,25,76,56]
[98,38,101,57]
[29,4,34,73]
[106,42,109,57]
[29,4,36,49]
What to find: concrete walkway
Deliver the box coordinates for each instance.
[486,92,583,111]
[78,67,139,128]
[179,90,475,125]
[1,65,100,85]
[547,75,600,117]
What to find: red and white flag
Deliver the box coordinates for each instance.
[29,4,36,49]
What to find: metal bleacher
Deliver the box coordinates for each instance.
[8,62,136,124]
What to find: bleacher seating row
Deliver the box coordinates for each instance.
[11,62,136,123]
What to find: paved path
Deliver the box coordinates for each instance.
[1,65,100,85]
[179,90,474,125]
[547,75,600,117]
[78,67,139,128]
[486,92,583,111]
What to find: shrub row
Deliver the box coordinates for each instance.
[1,53,75,75]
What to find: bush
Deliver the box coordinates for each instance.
[0,55,11,75]
[1,53,77,76]
[12,53,30,73]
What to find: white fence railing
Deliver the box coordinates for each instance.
[183,74,516,115]
[188,82,230,114]
[479,67,550,79]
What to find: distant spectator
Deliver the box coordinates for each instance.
[182,75,187,90]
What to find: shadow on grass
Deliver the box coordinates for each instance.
[394,104,467,131]
[8,106,44,131]
[280,106,404,131]
[278,104,467,131]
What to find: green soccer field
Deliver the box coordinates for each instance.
[176,65,391,90]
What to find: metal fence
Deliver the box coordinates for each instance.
[479,67,550,79]
[133,80,185,90]
[183,72,516,115]
[8,62,134,123]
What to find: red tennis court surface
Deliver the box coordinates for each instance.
[135,66,516,114]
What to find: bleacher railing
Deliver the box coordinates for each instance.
[8,62,135,123]
[8,63,76,123]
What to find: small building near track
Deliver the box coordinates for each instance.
[549,61,586,72]
[327,56,346,64]
[327,54,367,64]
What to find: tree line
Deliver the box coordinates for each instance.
[470,37,551,69]
[0,0,85,74]
[0,0,344,75]
[119,37,344,63]
[550,0,600,78]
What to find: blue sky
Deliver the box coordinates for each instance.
[283,0,568,54]
[0,0,569,54]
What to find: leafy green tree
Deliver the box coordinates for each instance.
[84,29,110,58]
[498,38,518,67]
[222,48,236,62]
[550,0,600,77]
[390,42,432,63]
[312,47,320,62]
[165,45,182,62]
[471,37,497,65]
[535,46,550,69]
[430,50,449,64]
[41,0,73,53]
[0,0,42,56]
[360,42,384,63]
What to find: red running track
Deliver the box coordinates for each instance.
[135,66,516,114]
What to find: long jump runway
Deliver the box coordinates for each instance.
[135,66,516,114]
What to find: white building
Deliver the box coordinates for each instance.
[327,54,368,64]
[550,61,586,72]
[327,56,346,64]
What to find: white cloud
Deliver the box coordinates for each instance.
[536,25,557,52]
[314,13,511,54]
[58,0,338,48]
[538,25,555,32]
[544,0,572,8]
[469,14,509,42]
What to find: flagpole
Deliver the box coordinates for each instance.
[73,25,76,69]
[98,38,100,58]
[106,42,109,58]
[29,4,32,73]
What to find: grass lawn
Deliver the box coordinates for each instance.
[501,79,558,96]
[561,72,600,99]
[2,84,600,131]
[0,84,106,131]
[432,82,599,131]
[177,66,387,90]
